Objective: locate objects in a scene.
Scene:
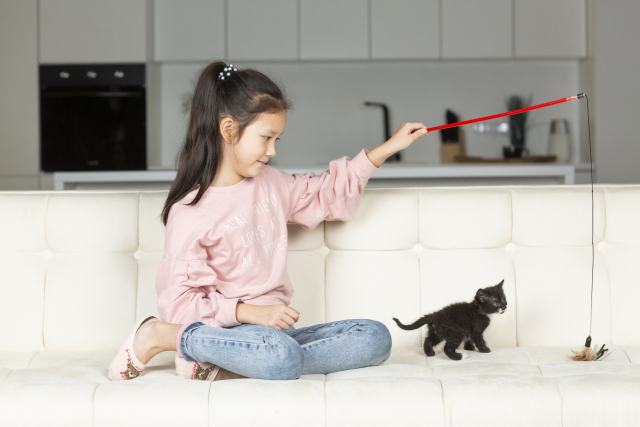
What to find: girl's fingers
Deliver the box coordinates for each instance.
[408,122,428,135]
[275,320,288,330]
[413,129,427,138]
[407,123,427,133]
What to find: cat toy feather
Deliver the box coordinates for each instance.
[413,93,605,362]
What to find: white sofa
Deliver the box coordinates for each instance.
[1,184,639,427]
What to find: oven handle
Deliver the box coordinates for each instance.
[42,92,143,97]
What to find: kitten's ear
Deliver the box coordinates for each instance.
[498,279,504,287]
[476,289,487,303]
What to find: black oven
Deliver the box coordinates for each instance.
[39,63,146,172]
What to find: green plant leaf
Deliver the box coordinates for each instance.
[506,93,533,147]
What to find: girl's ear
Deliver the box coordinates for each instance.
[220,118,234,143]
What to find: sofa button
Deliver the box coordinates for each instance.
[134,251,143,259]
[413,243,424,255]
[43,249,53,258]
[318,246,330,255]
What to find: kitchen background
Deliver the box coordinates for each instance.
[1,0,638,190]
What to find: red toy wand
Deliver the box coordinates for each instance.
[412,93,585,134]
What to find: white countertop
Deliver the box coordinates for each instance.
[53,162,583,190]
[284,162,575,179]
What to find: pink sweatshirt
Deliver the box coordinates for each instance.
[155,148,381,332]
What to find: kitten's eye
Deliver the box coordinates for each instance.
[493,302,499,306]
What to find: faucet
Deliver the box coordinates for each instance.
[364,102,401,162]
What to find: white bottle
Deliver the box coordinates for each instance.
[548,119,571,163]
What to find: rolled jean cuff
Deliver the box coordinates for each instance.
[175,323,191,359]
[176,321,207,360]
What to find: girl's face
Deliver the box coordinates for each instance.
[218,110,286,184]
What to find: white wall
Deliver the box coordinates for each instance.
[0,0,39,190]
[160,60,581,169]
[593,1,640,184]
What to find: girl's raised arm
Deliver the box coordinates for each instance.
[275,148,381,231]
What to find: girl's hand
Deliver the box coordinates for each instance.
[254,304,300,330]
[385,122,428,152]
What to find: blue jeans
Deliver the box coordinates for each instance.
[179,319,392,380]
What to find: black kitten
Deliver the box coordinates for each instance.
[392,280,507,361]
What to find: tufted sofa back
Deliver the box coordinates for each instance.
[1,185,639,353]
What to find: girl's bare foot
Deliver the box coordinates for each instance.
[133,318,172,365]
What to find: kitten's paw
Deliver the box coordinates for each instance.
[464,342,475,351]
[478,346,491,353]
[445,352,463,360]
[425,350,435,357]
[460,352,469,359]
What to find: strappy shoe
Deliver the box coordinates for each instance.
[175,353,220,381]
[108,315,156,381]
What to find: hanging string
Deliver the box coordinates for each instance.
[585,94,594,337]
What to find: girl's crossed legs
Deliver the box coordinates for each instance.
[179,319,393,380]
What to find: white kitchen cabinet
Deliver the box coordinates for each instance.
[442,0,512,59]
[515,0,586,58]
[300,0,368,60]
[228,0,297,61]
[39,0,146,64]
[0,0,39,180]
[154,0,225,62]
[371,0,439,59]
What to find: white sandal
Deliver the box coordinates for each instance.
[174,353,220,381]
[108,316,156,381]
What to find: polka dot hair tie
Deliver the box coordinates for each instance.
[219,64,238,80]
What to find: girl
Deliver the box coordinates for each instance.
[108,61,429,382]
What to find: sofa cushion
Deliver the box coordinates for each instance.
[2,347,637,383]
[557,374,640,426]
[0,346,639,427]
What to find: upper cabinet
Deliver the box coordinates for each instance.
[39,0,587,64]
[228,0,297,61]
[371,0,439,60]
[300,0,368,60]
[515,0,586,58]
[154,0,224,62]
[442,0,513,59]
[39,0,146,64]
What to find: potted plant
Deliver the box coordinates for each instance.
[504,94,532,158]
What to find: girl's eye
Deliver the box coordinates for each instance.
[264,136,280,141]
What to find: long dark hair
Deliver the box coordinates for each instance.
[160,61,293,226]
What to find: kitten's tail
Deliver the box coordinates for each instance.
[392,315,434,330]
